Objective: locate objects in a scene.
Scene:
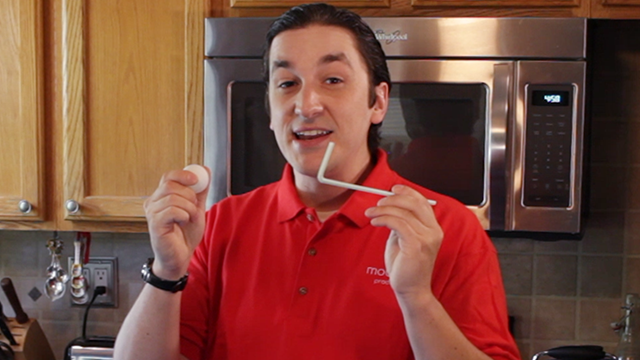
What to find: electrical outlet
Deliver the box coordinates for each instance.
[94,268,109,288]
[68,257,118,307]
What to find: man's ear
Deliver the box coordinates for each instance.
[370,82,389,125]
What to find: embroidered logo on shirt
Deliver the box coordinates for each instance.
[366,267,390,285]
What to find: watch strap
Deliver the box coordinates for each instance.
[141,258,188,293]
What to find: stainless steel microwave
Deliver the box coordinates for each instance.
[204,17,588,237]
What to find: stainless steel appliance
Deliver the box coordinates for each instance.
[531,345,617,360]
[204,17,588,237]
[64,337,114,360]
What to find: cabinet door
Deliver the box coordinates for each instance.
[0,0,45,226]
[223,0,587,18]
[411,0,579,6]
[592,0,640,18]
[230,0,388,9]
[60,0,204,230]
[409,0,585,16]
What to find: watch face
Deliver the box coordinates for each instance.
[141,261,151,279]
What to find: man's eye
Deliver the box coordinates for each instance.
[326,77,343,84]
[278,81,296,88]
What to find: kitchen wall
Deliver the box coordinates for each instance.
[0,231,152,358]
[0,20,639,360]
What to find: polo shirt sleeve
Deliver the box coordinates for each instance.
[434,202,521,360]
[179,207,225,360]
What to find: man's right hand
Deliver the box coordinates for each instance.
[143,168,210,280]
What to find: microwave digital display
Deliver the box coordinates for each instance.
[532,90,570,106]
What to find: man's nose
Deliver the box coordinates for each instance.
[294,84,323,119]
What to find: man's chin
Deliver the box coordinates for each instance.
[289,162,322,181]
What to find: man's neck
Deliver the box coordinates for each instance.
[295,178,354,212]
[293,158,375,212]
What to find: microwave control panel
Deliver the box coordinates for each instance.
[523,85,574,208]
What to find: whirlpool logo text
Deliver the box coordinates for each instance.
[374,30,408,44]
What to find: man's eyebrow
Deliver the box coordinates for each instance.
[271,59,290,73]
[270,53,351,74]
[319,52,351,67]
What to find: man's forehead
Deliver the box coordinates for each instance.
[270,25,358,54]
[269,25,362,70]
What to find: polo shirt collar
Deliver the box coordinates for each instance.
[275,150,398,227]
[339,150,397,228]
[276,165,307,222]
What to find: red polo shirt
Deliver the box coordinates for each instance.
[180,151,520,360]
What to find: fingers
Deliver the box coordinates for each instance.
[366,185,437,225]
[145,168,209,227]
[148,193,200,226]
[365,185,443,244]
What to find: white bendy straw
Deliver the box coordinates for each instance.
[317,142,436,206]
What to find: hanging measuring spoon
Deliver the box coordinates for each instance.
[43,233,68,301]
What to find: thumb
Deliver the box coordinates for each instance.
[384,230,400,271]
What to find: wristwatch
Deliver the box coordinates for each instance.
[141,258,188,293]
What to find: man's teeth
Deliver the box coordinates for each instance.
[295,130,331,136]
[294,130,332,139]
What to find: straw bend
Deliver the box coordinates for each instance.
[317,142,436,206]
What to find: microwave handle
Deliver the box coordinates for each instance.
[489,63,512,230]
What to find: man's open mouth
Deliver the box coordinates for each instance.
[294,129,333,140]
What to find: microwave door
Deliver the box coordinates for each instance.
[385,60,514,230]
[204,58,267,207]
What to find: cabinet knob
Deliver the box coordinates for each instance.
[18,200,32,214]
[65,199,80,214]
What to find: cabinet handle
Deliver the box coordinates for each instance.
[18,200,32,214]
[65,199,80,214]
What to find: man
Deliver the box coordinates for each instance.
[114,3,520,360]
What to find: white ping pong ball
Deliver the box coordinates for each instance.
[183,164,209,193]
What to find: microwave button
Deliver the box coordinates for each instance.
[525,195,570,208]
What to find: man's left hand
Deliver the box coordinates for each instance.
[364,184,443,299]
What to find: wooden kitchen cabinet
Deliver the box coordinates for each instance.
[229,0,389,10]
[55,0,206,232]
[0,0,208,232]
[0,0,45,226]
[222,0,589,18]
[592,0,640,18]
